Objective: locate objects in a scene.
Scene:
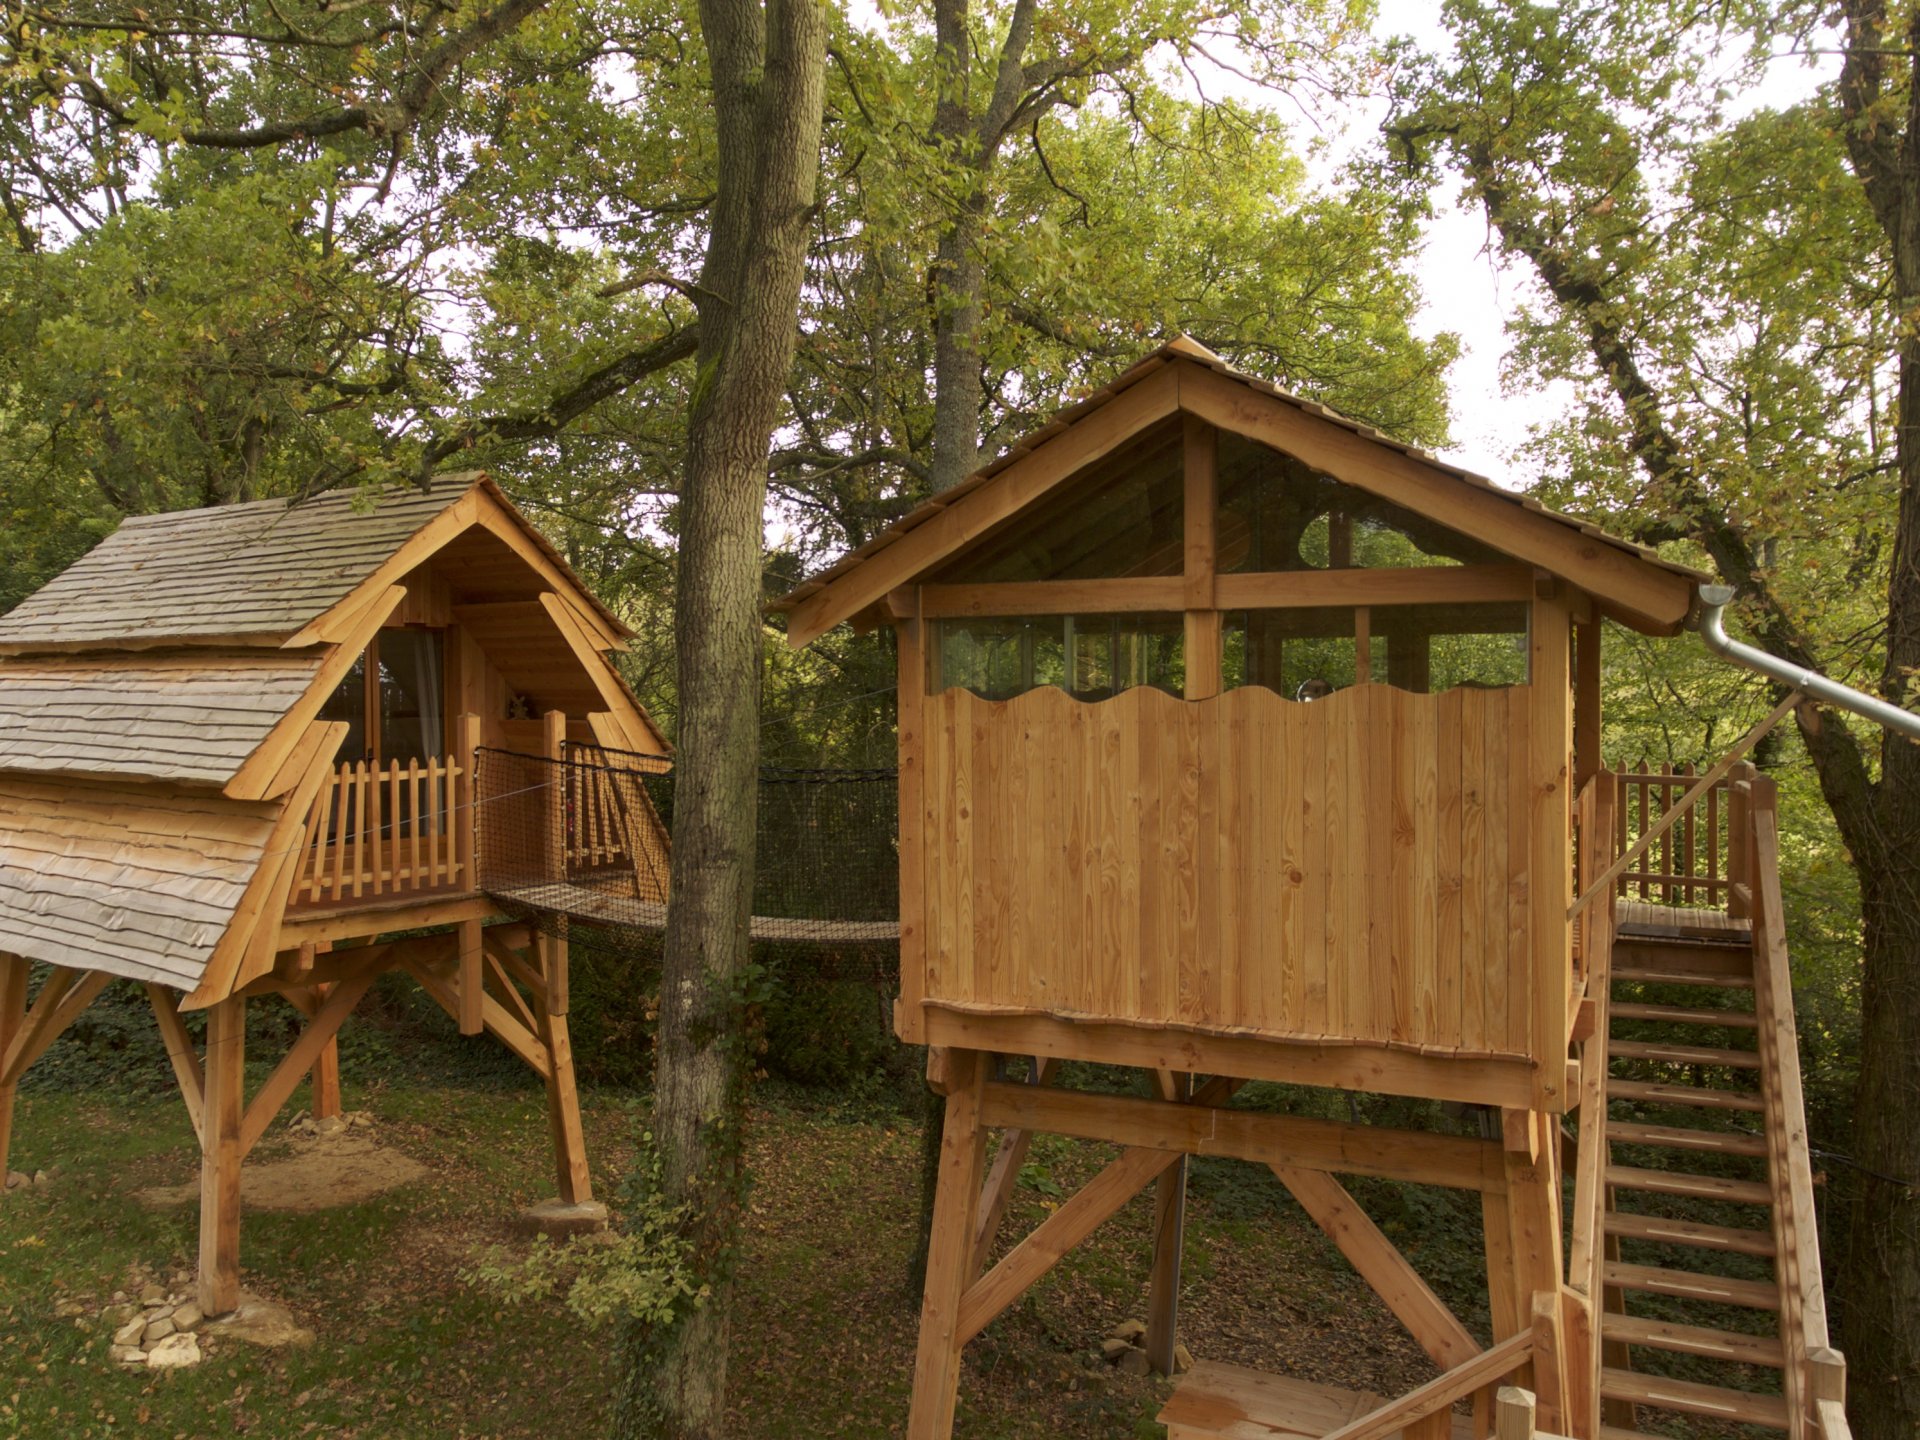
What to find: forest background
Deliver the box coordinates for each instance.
[0,0,1912,1433]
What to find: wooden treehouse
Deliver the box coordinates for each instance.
[0,474,671,1315]
[779,339,1851,1440]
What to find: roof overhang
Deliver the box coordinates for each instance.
[776,341,1705,646]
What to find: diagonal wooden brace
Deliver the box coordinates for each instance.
[239,970,378,1155]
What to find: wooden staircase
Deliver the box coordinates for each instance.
[1565,766,1849,1440]
[1597,931,1792,1435]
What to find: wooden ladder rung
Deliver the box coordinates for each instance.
[1604,1210,1777,1256]
[1602,1260,1781,1310]
[1599,1367,1790,1427]
[1612,965,1753,990]
[1609,1039,1761,1068]
[1606,1164,1772,1206]
[1608,1078,1764,1113]
[1606,1120,1769,1158]
[1602,1311,1786,1366]
[1611,1001,1758,1028]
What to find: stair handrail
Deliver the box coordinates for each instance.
[1745,775,1846,1438]
[1566,691,1801,922]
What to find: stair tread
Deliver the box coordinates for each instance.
[1599,1367,1790,1427]
[1606,1120,1770,1157]
[1605,1210,1777,1256]
[1603,1260,1781,1309]
[1608,1077,1765,1113]
[1613,964,1754,990]
[1610,1038,1762,1068]
[1602,1311,1786,1366]
[1607,1164,1772,1205]
[1611,1000,1759,1028]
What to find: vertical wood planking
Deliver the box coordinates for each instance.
[1529,596,1572,1106]
[1301,696,1328,1035]
[894,614,933,1044]
[1433,691,1463,1046]
[1459,689,1488,1054]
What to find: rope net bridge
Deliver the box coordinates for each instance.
[474,744,900,980]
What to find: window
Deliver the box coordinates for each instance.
[1216,432,1507,573]
[1223,602,1528,697]
[931,422,1185,583]
[317,629,447,763]
[934,614,1184,700]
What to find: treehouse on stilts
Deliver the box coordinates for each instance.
[778,339,1853,1439]
[0,474,671,1317]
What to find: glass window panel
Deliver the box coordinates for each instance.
[1216,431,1508,573]
[317,653,369,761]
[934,613,1183,699]
[931,422,1185,582]
[1222,608,1358,698]
[377,629,446,765]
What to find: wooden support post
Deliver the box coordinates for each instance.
[457,918,484,1036]
[455,712,481,891]
[907,1048,990,1440]
[1574,619,1602,789]
[1494,1385,1537,1440]
[1500,1109,1568,1431]
[198,995,246,1317]
[0,955,26,1186]
[1146,1070,1191,1375]
[535,933,591,1205]
[285,983,342,1121]
[309,984,342,1122]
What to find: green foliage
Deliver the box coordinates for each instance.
[464,1137,706,1331]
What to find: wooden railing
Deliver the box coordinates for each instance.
[1613,760,1745,912]
[1746,774,1851,1440]
[288,717,479,910]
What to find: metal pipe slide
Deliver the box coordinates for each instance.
[1694,584,1920,741]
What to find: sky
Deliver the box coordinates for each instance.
[1342,5,1835,483]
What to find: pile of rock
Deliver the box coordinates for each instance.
[4,1168,52,1191]
[284,1109,375,1139]
[101,1278,207,1371]
[1100,1318,1194,1376]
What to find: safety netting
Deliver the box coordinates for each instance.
[473,744,899,982]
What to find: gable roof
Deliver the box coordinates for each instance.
[0,473,629,654]
[776,337,1708,642]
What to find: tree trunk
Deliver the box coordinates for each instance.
[611,1,827,1436]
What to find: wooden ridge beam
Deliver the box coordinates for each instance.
[977,1082,1505,1191]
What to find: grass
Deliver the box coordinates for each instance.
[1,1060,1452,1439]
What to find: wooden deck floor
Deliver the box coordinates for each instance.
[1614,898,1752,942]
[492,882,900,945]
[1159,1361,1474,1439]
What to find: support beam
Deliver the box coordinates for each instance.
[457,917,484,1036]
[1,967,112,1087]
[534,935,591,1205]
[958,1145,1179,1346]
[968,1058,1058,1277]
[1147,1070,1192,1375]
[1502,1109,1569,1430]
[148,984,205,1147]
[977,1080,1505,1191]
[198,995,246,1316]
[283,984,342,1122]
[0,955,26,1184]
[1272,1166,1480,1370]
[906,1049,990,1440]
[240,972,378,1155]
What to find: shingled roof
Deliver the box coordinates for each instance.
[0,651,324,788]
[0,473,627,652]
[776,336,1708,637]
